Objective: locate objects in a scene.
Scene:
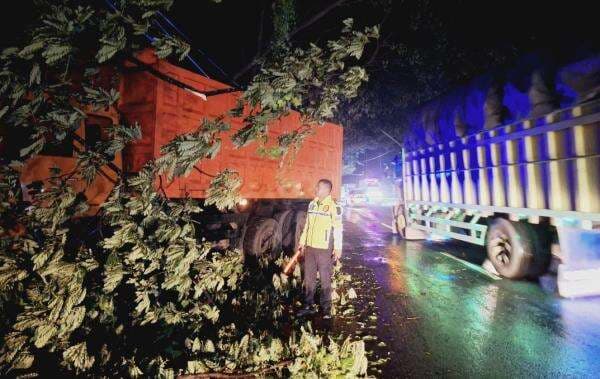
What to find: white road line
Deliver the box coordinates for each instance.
[440,252,501,281]
[380,223,394,230]
[350,207,379,222]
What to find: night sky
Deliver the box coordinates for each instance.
[3,1,598,82]
[167,0,599,85]
[1,0,598,148]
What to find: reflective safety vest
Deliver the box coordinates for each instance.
[299,195,343,250]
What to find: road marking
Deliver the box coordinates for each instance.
[350,207,379,221]
[440,252,501,281]
[380,223,394,230]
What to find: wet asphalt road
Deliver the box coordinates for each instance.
[336,205,600,378]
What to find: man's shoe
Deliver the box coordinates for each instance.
[296,306,317,317]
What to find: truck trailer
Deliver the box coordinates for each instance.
[396,55,600,297]
[18,50,343,258]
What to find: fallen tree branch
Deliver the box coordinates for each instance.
[178,360,293,379]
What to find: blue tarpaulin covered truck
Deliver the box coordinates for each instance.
[395,54,600,297]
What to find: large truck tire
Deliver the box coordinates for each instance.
[486,218,550,279]
[243,217,282,257]
[293,210,307,252]
[274,210,295,253]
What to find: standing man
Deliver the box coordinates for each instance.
[297,179,343,319]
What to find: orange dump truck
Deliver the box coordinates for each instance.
[20,51,344,256]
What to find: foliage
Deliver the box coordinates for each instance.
[156,117,230,181]
[231,18,379,156]
[0,0,376,377]
[288,327,368,377]
[204,170,242,211]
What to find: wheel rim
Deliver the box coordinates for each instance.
[491,232,512,266]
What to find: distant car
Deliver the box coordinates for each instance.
[348,190,368,207]
[365,185,384,204]
[363,180,389,205]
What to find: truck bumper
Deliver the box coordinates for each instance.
[557,227,600,298]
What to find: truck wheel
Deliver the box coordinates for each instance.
[243,218,282,257]
[293,210,307,252]
[274,210,295,252]
[486,218,548,279]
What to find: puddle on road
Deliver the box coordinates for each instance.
[340,207,600,377]
[364,256,389,264]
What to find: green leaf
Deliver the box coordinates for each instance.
[347,287,357,299]
[42,44,72,65]
[19,40,45,58]
[19,137,45,158]
[11,352,34,370]
[204,339,215,353]
[63,342,95,371]
[29,63,41,85]
[187,360,209,374]
[204,170,242,211]
[191,337,201,352]
[33,324,58,348]
[103,252,124,293]
[61,306,86,334]
[152,36,190,61]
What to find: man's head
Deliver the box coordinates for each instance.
[316,179,333,199]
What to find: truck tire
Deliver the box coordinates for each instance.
[243,218,282,258]
[274,210,295,252]
[293,210,307,252]
[486,218,549,279]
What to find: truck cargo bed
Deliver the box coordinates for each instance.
[120,51,343,200]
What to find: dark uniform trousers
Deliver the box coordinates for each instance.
[303,246,334,312]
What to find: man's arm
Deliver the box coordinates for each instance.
[298,205,311,251]
[332,203,343,259]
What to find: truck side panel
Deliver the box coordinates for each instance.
[120,51,343,200]
[403,101,600,230]
[20,108,121,215]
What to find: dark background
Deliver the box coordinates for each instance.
[2,0,599,150]
[3,1,598,83]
